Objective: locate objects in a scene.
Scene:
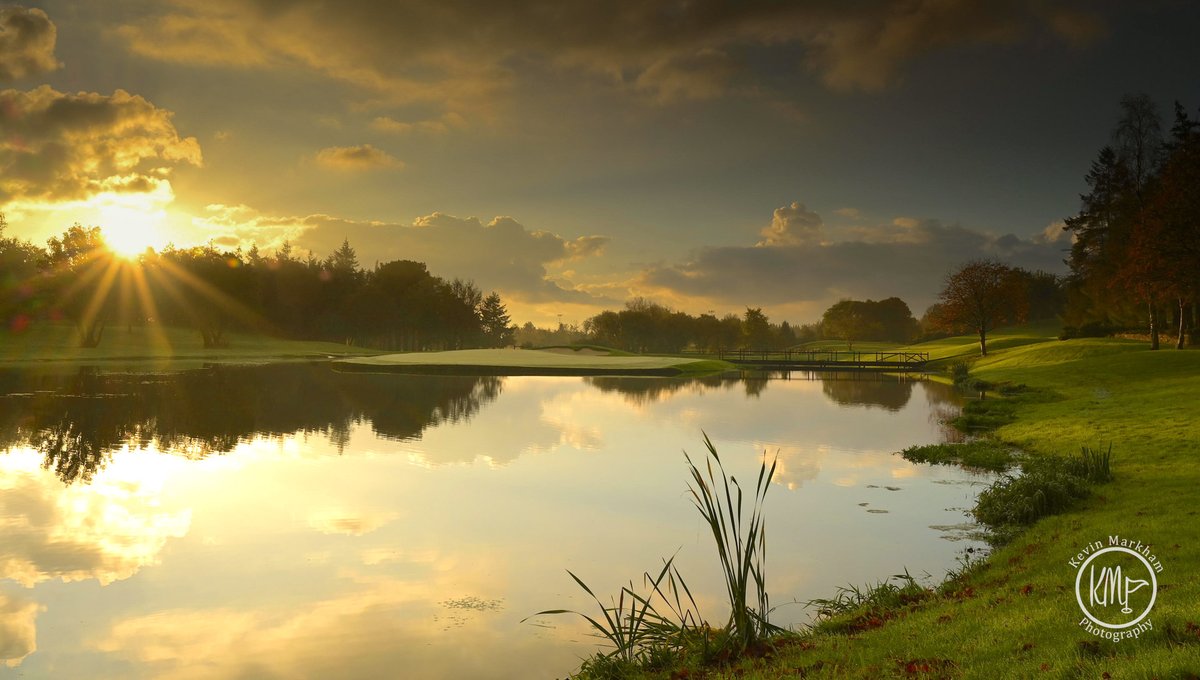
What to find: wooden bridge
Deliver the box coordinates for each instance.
[690,349,930,372]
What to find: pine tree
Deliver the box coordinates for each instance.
[479,292,513,347]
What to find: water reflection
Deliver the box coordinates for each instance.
[815,371,916,411]
[0,366,502,484]
[583,373,768,404]
[0,368,983,679]
[0,589,40,668]
[0,450,190,587]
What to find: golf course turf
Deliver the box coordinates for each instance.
[335,348,733,376]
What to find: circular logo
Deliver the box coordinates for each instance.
[1074,546,1158,630]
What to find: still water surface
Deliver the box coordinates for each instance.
[0,365,987,678]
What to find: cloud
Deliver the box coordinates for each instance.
[0,450,191,588]
[308,509,397,536]
[1034,220,1069,244]
[639,204,1067,316]
[0,591,40,668]
[758,201,824,246]
[806,2,1033,91]
[370,112,465,136]
[0,7,59,82]
[91,570,568,679]
[0,85,201,205]
[193,206,613,305]
[314,144,403,171]
[634,48,737,103]
[832,207,862,220]
[115,1,1103,109]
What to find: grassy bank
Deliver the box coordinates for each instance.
[581,326,1200,678]
[0,322,379,366]
[336,348,733,376]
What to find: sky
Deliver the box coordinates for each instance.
[1,1,1198,326]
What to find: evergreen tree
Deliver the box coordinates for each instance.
[478,292,513,347]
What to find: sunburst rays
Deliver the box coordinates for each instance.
[36,238,267,350]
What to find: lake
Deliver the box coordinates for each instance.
[0,364,989,678]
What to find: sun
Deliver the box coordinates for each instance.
[98,202,170,258]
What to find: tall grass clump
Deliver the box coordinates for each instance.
[524,557,699,670]
[805,570,930,634]
[1069,442,1113,483]
[530,435,783,674]
[685,433,784,652]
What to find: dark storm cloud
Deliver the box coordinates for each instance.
[0,86,201,203]
[639,216,1067,313]
[116,0,1103,110]
[0,6,59,82]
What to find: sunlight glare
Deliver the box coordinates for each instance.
[99,201,170,258]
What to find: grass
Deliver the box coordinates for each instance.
[337,348,733,376]
[533,343,636,356]
[0,321,377,365]
[899,440,1016,472]
[531,438,782,676]
[685,434,783,651]
[573,325,1200,678]
[795,340,901,352]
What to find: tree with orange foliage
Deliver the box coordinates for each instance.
[1123,102,1200,348]
[932,260,1028,356]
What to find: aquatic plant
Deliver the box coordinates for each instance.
[529,435,782,669]
[1070,442,1113,483]
[684,433,783,651]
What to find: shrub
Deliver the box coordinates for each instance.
[900,440,1014,472]
[953,399,1016,432]
[949,361,971,385]
[1059,321,1114,340]
[972,461,1090,532]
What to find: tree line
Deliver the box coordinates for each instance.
[579,296,928,354]
[0,222,515,350]
[581,298,803,354]
[1062,93,1200,349]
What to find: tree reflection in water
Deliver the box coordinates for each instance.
[0,365,502,484]
[585,370,937,411]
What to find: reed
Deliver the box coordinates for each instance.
[684,433,783,651]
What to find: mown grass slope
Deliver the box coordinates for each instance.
[338,348,733,376]
[0,322,378,365]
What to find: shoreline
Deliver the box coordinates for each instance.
[693,333,1200,679]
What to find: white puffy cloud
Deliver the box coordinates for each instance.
[1034,220,1070,243]
[0,86,201,205]
[0,7,59,82]
[757,201,824,247]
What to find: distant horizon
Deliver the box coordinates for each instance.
[2,2,1198,325]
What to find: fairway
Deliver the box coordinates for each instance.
[0,322,378,366]
[337,348,731,375]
